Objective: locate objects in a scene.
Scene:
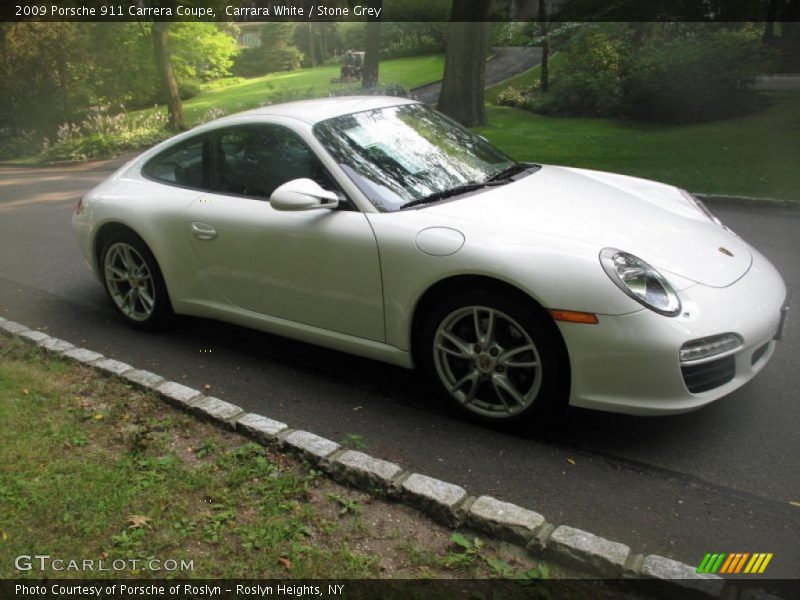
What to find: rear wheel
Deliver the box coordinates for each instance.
[100,231,172,330]
[422,290,567,424]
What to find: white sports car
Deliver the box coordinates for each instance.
[73,96,789,423]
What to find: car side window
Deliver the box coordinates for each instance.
[211,125,337,200]
[142,136,208,189]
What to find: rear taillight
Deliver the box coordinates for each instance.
[75,196,85,214]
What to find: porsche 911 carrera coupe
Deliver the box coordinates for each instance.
[73,96,789,423]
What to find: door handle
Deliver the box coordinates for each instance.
[190,221,217,240]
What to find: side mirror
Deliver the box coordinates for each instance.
[270,178,340,211]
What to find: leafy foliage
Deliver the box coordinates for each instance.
[621,26,776,122]
[233,23,304,77]
[42,107,169,162]
[0,22,239,139]
[502,23,777,123]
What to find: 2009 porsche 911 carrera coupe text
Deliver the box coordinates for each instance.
[72,96,789,423]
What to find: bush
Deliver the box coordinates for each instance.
[42,108,169,162]
[495,86,538,111]
[177,79,203,101]
[517,24,776,123]
[0,129,42,160]
[621,28,776,122]
[535,71,622,117]
[529,24,628,118]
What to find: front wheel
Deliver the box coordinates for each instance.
[422,291,568,424]
[100,231,172,330]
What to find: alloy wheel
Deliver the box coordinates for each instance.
[103,242,156,322]
[433,305,543,418]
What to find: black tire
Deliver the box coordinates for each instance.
[100,229,172,331]
[421,290,568,425]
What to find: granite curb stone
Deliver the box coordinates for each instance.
[93,358,135,377]
[18,330,51,343]
[123,369,166,391]
[330,450,405,493]
[282,430,341,462]
[401,473,467,526]
[155,381,203,408]
[62,347,105,364]
[190,396,245,430]
[545,525,630,577]
[467,495,545,545]
[236,413,288,443]
[38,337,76,353]
[641,555,725,598]
[0,320,30,334]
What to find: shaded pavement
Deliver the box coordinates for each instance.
[412,47,543,104]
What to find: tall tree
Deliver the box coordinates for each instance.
[151,21,185,131]
[437,0,491,126]
[362,0,382,88]
[538,0,550,92]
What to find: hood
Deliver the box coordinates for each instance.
[426,165,751,288]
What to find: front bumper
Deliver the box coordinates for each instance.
[559,249,787,415]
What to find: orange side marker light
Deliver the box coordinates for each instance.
[550,310,599,325]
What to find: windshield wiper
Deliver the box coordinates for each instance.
[399,182,487,210]
[485,162,530,183]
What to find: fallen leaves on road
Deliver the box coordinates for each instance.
[566,458,576,465]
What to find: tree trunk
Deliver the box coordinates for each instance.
[362,0,381,89]
[438,8,490,127]
[539,0,549,93]
[307,23,316,67]
[151,22,185,131]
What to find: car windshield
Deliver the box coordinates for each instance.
[313,104,516,212]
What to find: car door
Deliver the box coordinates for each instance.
[184,123,385,342]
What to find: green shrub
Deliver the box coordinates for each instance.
[532,24,628,118]
[495,86,538,111]
[621,28,776,122]
[177,79,203,101]
[42,109,169,162]
[199,77,246,93]
[0,129,42,160]
[535,71,622,117]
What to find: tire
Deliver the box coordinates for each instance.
[100,230,172,331]
[421,290,568,425]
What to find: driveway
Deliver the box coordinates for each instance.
[412,47,543,104]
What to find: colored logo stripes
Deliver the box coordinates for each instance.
[697,552,773,574]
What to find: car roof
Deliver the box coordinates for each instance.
[224,95,419,125]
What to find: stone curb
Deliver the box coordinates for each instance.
[544,525,630,578]
[329,449,405,496]
[696,193,798,209]
[0,322,785,597]
[466,495,545,546]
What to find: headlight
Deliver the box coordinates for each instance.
[679,189,722,227]
[600,248,682,317]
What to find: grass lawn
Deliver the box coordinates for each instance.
[482,70,799,200]
[0,335,662,598]
[0,337,568,582]
[170,54,445,125]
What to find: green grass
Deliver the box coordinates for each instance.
[0,337,668,599]
[0,338,562,581]
[477,89,800,201]
[164,54,445,125]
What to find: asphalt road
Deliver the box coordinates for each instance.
[1,159,798,585]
